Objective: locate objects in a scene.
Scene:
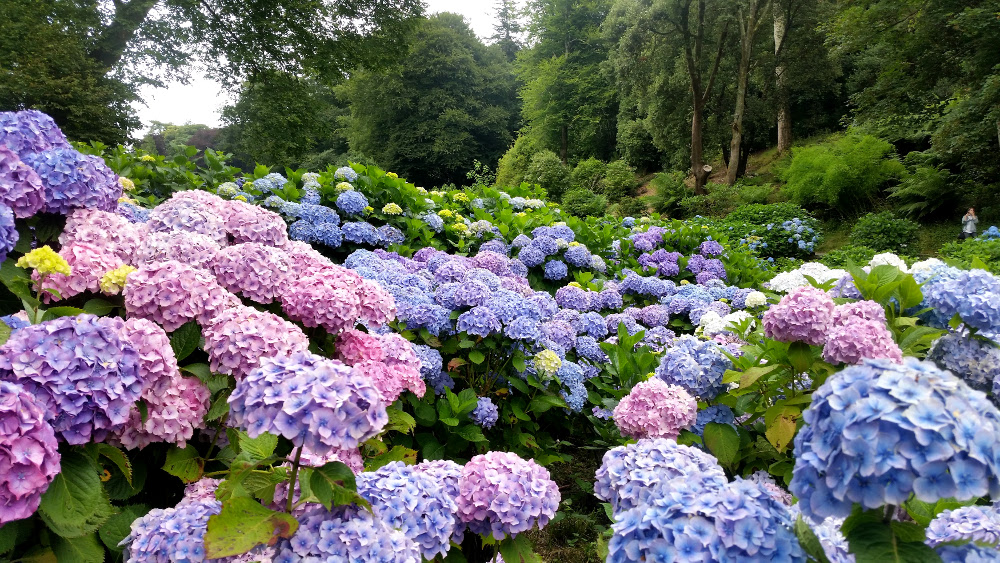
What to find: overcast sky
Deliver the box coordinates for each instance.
[132,1,506,131]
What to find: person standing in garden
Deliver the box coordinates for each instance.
[961,208,979,240]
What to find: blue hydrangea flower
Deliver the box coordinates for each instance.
[564,245,592,267]
[580,311,609,339]
[421,212,444,232]
[511,234,532,248]
[544,260,568,280]
[121,495,220,562]
[655,335,731,399]
[518,245,545,267]
[936,543,1000,562]
[334,166,359,182]
[336,190,368,214]
[376,225,405,247]
[0,110,71,154]
[505,316,542,342]
[300,187,321,205]
[21,148,121,214]
[295,203,339,225]
[574,335,608,363]
[928,333,1000,398]
[117,201,150,223]
[457,306,501,337]
[691,404,736,437]
[509,258,528,277]
[480,239,508,255]
[275,504,420,562]
[341,221,379,245]
[790,358,1000,522]
[471,397,499,429]
[926,504,1000,547]
[924,269,1000,333]
[557,360,587,412]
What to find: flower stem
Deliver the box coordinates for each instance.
[286,445,304,514]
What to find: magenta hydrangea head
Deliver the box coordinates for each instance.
[0,145,45,218]
[60,208,144,263]
[831,300,886,327]
[222,199,289,247]
[356,279,397,326]
[456,451,560,540]
[211,242,292,303]
[146,197,228,245]
[36,242,122,301]
[0,380,61,524]
[228,351,388,454]
[124,260,237,332]
[613,378,697,440]
[762,286,835,346]
[136,230,222,271]
[111,318,209,449]
[0,315,141,444]
[822,316,903,365]
[202,305,310,379]
[280,269,362,335]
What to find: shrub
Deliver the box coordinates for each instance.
[849,211,920,254]
[617,196,648,218]
[562,188,607,218]
[570,158,606,192]
[495,135,538,187]
[721,203,821,260]
[889,153,955,220]
[940,239,1000,275]
[649,171,690,217]
[818,245,879,268]
[525,150,571,200]
[780,133,905,214]
[601,160,637,202]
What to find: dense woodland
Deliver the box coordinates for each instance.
[2,0,998,223]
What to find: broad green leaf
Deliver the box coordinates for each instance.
[703,423,740,467]
[384,407,416,434]
[51,532,104,563]
[528,394,566,413]
[0,321,10,347]
[169,321,202,362]
[238,432,278,462]
[739,365,777,389]
[786,341,815,373]
[454,424,488,442]
[82,299,117,316]
[0,518,32,555]
[308,461,370,511]
[794,517,831,563]
[41,306,85,321]
[204,497,298,558]
[469,350,486,364]
[99,504,150,553]
[96,444,132,486]
[205,389,232,421]
[365,446,418,471]
[162,446,204,483]
[38,450,115,538]
[845,517,938,563]
[440,417,460,426]
[764,406,799,453]
[498,534,543,563]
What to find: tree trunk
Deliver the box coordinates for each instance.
[692,99,709,194]
[774,5,792,153]
[88,0,159,70]
[727,0,768,185]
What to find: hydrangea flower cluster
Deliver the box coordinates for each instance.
[594,439,728,514]
[471,396,499,429]
[60,207,143,262]
[654,335,731,399]
[790,358,1000,522]
[122,492,221,562]
[357,461,458,559]
[822,313,902,365]
[613,378,697,440]
[203,306,310,379]
[36,242,122,301]
[210,242,291,303]
[0,380,60,524]
[20,148,122,214]
[335,329,425,403]
[763,285,835,345]
[113,318,209,449]
[0,315,141,444]
[924,268,1000,334]
[0,110,71,154]
[928,333,1000,398]
[787,504,854,563]
[0,145,44,217]
[936,543,1000,562]
[456,451,560,540]
[926,504,1000,547]
[274,504,420,562]
[228,351,388,455]
[124,260,236,332]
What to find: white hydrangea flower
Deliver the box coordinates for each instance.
[766,271,809,293]
[911,258,945,276]
[868,253,909,273]
[744,291,767,308]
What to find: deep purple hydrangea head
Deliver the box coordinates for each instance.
[614,378,697,440]
[791,358,1000,522]
[228,351,388,455]
[470,397,499,429]
[0,110,71,155]
[0,315,141,444]
[203,305,310,379]
[0,380,60,524]
[124,260,237,332]
[211,242,291,303]
[457,451,560,540]
[274,504,420,562]
[357,461,458,559]
[0,146,45,217]
[21,148,121,214]
[822,316,902,365]
[762,286,835,346]
[654,335,731,399]
[699,240,725,256]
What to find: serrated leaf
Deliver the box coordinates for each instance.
[498,534,543,563]
[308,461,370,511]
[384,407,416,434]
[204,497,298,558]
[238,432,278,461]
[703,423,740,467]
[162,446,204,483]
[51,532,104,563]
[41,306,85,321]
[205,389,232,421]
[0,519,32,555]
[845,518,938,563]
[365,446,418,471]
[469,350,485,364]
[794,517,831,563]
[455,424,488,442]
[39,450,115,538]
[96,444,132,486]
[169,321,201,362]
[99,504,150,553]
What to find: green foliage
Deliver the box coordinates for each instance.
[570,157,607,192]
[525,150,571,200]
[722,203,821,260]
[679,183,743,218]
[495,135,540,188]
[889,153,957,220]
[600,160,636,202]
[940,239,1000,275]
[780,134,905,214]
[562,188,608,218]
[819,245,879,269]
[616,197,648,219]
[649,171,691,217]
[849,212,920,255]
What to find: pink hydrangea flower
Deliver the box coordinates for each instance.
[281,271,361,335]
[137,230,222,271]
[613,378,697,440]
[211,242,292,304]
[37,242,122,301]
[0,380,60,524]
[822,316,903,365]
[831,300,886,326]
[0,145,46,218]
[762,286,835,346]
[171,190,232,221]
[222,200,288,247]
[112,318,209,449]
[356,280,397,326]
[60,208,144,264]
[337,330,425,402]
[124,260,237,332]
[202,305,310,379]
[146,197,228,245]
[282,240,336,277]
[336,329,385,364]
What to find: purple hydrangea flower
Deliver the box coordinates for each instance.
[457,306,501,337]
[470,397,499,429]
[614,379,697,440]
[0,145,44,217]
[335,190,368,214]
[202,305,310,379]
[926,504,1000,547]
[654,335,731,399]
[928,333,1000,397]
[21,148,121,214]
[762,286,835,346]
[0,380,60,524]
[457,451,560,540]
[275,504,421,562]
[0,110,71,155]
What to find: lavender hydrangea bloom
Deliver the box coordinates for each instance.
[357,461,458,559]
[654,335,731,399]
[0,146,44,217]
[936,544,1000,562]
[336,190,368,214]
[124,260,235,332]
[470,397,499,429]
[691,404,736,437]
[0,110,71,154]
[0,315,141,444]
[122,493,221,562]
[0,381,60,524]
[518,245,545,267]
[479,239,508,255]
[274,504,420,562]
[925,269,1000,333]
[822,316,903,365]
[457,451,560,540]
[228,351,388,455]
[341,221,379,244]
[377,224,405,247]
[457,306,501,337]
[564,245,592,267]
[926,504,1000,547]
[555,285,591,311]
[21,148,121,214]
[334,166,359,182]
[0,204,16,263]
[790,358,1000,522]
[505,316,542,342]
[763,286,835,346]
[928,333,1000,396]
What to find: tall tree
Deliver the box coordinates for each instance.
[342,13,520,186]
[492,0,524,61]
[725,0,770,185]
[518,0,618,164]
